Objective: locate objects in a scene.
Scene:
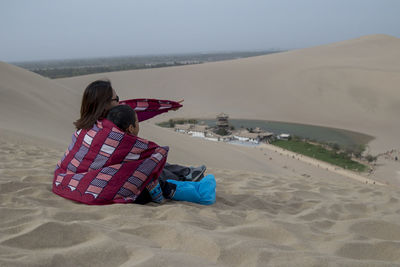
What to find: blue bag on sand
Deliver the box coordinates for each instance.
[167,174,216,205]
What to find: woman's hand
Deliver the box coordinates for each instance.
[172,99,184,111]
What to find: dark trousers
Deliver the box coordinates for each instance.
[158,163,190,182]
[134,163,189,204]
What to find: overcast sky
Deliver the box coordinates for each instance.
[1,0,399,62]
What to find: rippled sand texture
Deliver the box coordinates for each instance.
[1,140,400,267]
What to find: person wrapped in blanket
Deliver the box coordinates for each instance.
[52,79,215,205]
[106,105,216,204]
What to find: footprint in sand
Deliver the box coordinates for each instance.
[53,211,105,222]
[288,183,313,191]
[1,221,96,249]
[223,223,298,245]
[349,220,400,240]
[47,242,131,267]
[310,219,335,230]
[336,241,400,261]
[124,224,221,261]
[0,181,32,194]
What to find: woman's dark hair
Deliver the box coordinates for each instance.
[106,105,136,132]
[74,80,114,129]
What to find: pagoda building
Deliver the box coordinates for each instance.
[216,113,229,131]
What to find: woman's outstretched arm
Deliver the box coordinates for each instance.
[120,98,183,122]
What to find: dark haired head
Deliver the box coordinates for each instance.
[106,105,137,132]
[74,79,118,129]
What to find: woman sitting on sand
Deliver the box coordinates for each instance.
[75,80,205,181]
[52,79,214,205]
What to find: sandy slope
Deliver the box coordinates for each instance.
[56,34,400,153]
[1,35,400,266]
[0,62,80,146]
[1,135,400,267]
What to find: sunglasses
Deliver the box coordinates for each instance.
[111,95,119,102]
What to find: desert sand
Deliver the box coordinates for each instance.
[1,35,400,266]
[57,34,400,154]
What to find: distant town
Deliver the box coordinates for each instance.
[161,113,290,146]
[157,114,382,172]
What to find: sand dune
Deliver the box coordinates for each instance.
[56,34,400,153]
[0,62,80,146]
[1,35,400,266]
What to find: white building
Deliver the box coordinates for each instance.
[233,130,274,144]
[174,124,192,133]
[278,133,291,140]
[188,125,209,138]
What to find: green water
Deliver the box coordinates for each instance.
[200,119,374,148]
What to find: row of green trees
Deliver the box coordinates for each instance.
[157,119,199,128]
[32,62,191,78]
[289,135,378,163]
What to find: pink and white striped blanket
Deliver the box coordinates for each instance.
[52,98,182,205]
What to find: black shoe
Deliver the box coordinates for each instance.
[185,165,206,182]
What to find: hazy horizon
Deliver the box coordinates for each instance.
[8,49,283,64]
[1,0,400,62]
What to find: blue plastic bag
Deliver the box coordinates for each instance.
[167,174,216,205]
